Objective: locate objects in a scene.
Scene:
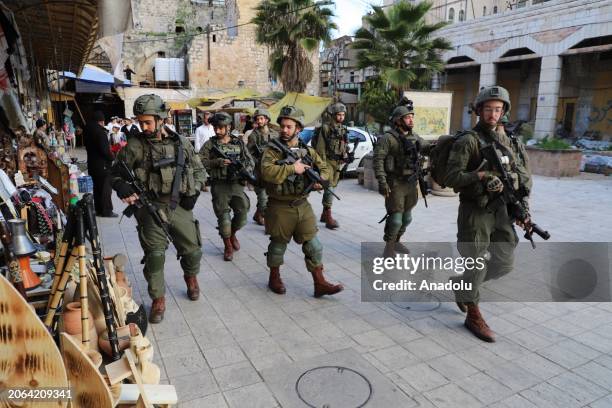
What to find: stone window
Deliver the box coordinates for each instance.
[458,10,465,21]
[493,6,498,13]
[483,6,487,15]
[448,7,455,21]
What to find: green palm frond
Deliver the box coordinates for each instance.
[252,0,336,93]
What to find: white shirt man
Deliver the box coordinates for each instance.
[194,117,215,152]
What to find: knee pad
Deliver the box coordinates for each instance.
[267,240,287,267]
[180,249,202,271]
[401,210,413,227]
[303,237,323,270]
[303,237,323,259]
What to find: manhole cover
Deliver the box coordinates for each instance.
[295,366,373,408]
[390,291,441,312]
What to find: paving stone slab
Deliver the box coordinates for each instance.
[260,348,416,408]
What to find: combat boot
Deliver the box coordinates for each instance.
[268,267,286,294]
[223,238,233,261]
[310,266,344,298]
[230,229,240,251]
[253,210,265,226]
[395,241,411,254]
[149,297,165,324]
[184,275,200,301]
[465,304,495,342]
[383,241,396,258]
[321,207,339,229]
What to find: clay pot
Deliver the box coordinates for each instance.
[63,302,93,335]
[98,324,134,357]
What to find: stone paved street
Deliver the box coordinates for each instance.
[97,173,612,407]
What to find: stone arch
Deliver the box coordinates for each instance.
[448,8,455,21]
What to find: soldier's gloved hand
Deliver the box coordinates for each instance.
[115,182,135,199]
[486,175,504,193]
[179,192,200,211]
[378,183,390,197]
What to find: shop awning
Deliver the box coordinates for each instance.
[60,64,131,87]
[267,93,332,126]
[7,1,99,73]
[167,101,191,111]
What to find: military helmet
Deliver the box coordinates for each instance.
[253,108,271,121]
[474,86,511,112]
[277,105,305,128]
[328,102,347,114]
[210,112,233,127]
[390,104,414,123]
[133,94,168,117]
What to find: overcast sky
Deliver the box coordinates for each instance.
[330,0,384,38]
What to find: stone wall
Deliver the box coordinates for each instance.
[123,0,320,96]
[526,147,582,177]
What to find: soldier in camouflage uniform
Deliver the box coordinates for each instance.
[200,112,254,261]
[312,102,350,229]
[261,105,343,297]
[247,108,278,226]
[111,94,206,323]
[373,102,430,257]
[446,86,532,342]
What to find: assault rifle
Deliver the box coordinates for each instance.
[270,138,340,200]
[399,137,429,208]
[117,160,174,246]
[481,143,550,248]
[211,145,257,185]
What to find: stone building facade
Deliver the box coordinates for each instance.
[435,0,612,139]
[121,0,320,115]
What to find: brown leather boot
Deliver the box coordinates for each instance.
[149,297,165,324]
[322,207,339,229]
[230,229,240,251]
[465,304,495,342]
[184,275,200,301]
[383,241,396,258]
[395,241,411,254]
[268,267,286,294]
[223,238,233,261]
[253,210,265,226]
[310,266,344,298]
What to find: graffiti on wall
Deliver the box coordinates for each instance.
[588,100,612,127]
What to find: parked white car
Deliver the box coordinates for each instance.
[299,126,375,174]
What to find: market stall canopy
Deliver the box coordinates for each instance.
[7,0,99,73]
[187,89,262,108]
[60,64,131,93]
[267,93,332,126]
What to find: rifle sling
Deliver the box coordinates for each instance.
[170,139,185,210]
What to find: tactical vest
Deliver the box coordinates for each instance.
[317,124,348,161]
[269,144,312,197]
[384,129,420,180]
[131,135,197,197]
[208,138,243,182]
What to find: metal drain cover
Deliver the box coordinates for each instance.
[390,291,441,312]
[295,366,373,408]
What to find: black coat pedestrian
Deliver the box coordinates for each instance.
[84,121,113,176]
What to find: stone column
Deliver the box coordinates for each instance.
[479,62,497,88]
[534,55,562,139]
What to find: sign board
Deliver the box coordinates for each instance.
[403,91,453,140]
[232,100,256,109]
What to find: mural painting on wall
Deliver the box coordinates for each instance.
[414,107,449,136]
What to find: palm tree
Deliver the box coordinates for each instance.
[352,1,453,95]
[252,0,336,93]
